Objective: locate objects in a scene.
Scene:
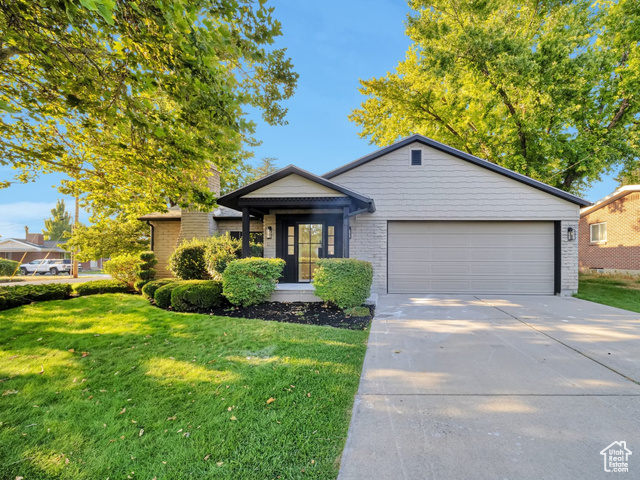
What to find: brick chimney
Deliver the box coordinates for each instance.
[26,232,45,246]
[177,164,220,242]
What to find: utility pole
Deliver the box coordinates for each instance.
[72,196,79,278]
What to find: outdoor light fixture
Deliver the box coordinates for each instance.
[266,226,273,240]
[567,227,575,241]
[349,226,352,239]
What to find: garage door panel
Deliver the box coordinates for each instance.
[387,221,555,295]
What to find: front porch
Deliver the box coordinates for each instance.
[217,165,375,284]
[270,283,378,306]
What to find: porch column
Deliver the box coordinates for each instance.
[242,207,250,258]
[342,206,350,258]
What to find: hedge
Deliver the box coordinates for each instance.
[73,280,130,296]
[0,283,72,311]
[203,235,242,280]
[313,258,373,309]
[141,278,176,300]
[0,258,19,277]
[170,280,224,312]
[154,281,187,309]
[222,257,285,307]
[168,238,210,280]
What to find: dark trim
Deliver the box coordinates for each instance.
[411,149,422,166]
[554,221,561,295]
[146,221,155,251]
[323,134,591,207]
[342,206,350,258]
[242,208,250,258]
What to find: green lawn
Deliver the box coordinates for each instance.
[575,273,640,313]
[0,295,369,479]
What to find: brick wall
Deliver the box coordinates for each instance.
[579,192,640,273]
[150,220,181,278]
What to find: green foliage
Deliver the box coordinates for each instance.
[64,217,149,261]
[134,250,157,291]
[221,157,280,194]
[203,235,242,279]
[0,283,72,311]
[350,0,640,194]
[104,253,141,288]
[222,258,285,307]
[250,242,264,258]
[0,1,297,221]
[313,259,373,309]
[141,278,176,300]
[154,281,187,309]
[344,306,372,318]
[168,238,210,280]
[42,199,73,241]
[0,258,19,276]
[170,280,224,312]
[72,280,130,296]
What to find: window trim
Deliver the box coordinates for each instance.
[590,222,607,243]
[410,149,422,166]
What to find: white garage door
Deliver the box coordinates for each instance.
[387,221,555,294]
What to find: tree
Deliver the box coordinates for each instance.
[350,0,639,194]
[42,199,73,241]
[0,0,298,218]
[63,217,149,261]
[221,157,279,193]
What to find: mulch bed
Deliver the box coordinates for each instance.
[204,301,373,330]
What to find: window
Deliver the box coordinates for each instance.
[229,231,264,243]
[590,222,607,243]
[287,226,295,255]
[411,149,422,166]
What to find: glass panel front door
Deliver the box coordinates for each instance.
[297,224,323,282]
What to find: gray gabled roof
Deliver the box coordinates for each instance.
[217,165,375,212]
[323,134,591,207]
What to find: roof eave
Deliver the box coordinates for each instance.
[323,134,591,208]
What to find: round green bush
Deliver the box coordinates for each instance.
[170,280,223,312]
[222,257,285,307]
[154,281,186,309]
[168,239,209,280]
[104,254,141,288]
[203,235,242,279]
[313,259,373,309]
[141,278,176,300]
[0,258,19,276]
[73,280,130,296]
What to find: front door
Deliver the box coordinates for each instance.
[280,215,342,283]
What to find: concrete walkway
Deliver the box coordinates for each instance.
[339,295,640,480]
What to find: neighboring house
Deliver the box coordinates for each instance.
[141,135,590,295]
[579,185,640,275]
[0,233,67,264]
[0,232,106,271]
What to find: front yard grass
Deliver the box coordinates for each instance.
[575,273,640,313]
[0,294,369,479]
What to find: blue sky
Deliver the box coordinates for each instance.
[0,0,619,239]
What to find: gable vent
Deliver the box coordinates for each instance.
[411,150,422,166]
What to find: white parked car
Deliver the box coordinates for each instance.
[19,259,82,276]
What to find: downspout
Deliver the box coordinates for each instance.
[146,221,155,251]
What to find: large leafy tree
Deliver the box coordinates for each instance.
[221,156,278,193]
[0,0,298,216]
[350,0,639,193]
[42,199,73,241]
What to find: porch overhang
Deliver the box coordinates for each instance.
[217,165,376,217]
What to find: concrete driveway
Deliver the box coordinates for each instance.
[339,295,640,480]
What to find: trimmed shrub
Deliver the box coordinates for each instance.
[313,259,373,309]
[222,257,285,307]
[134,251,158,291]
[0,258,19,276]
[204,235,242,279]
[250,242,264,257]
[154,281,186,309]
[170,280,224,312]
[73,280,130,296]
[141,278,176,300]
[104,254,141,288]
[0,283,72,311]
[168,238,210,280]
